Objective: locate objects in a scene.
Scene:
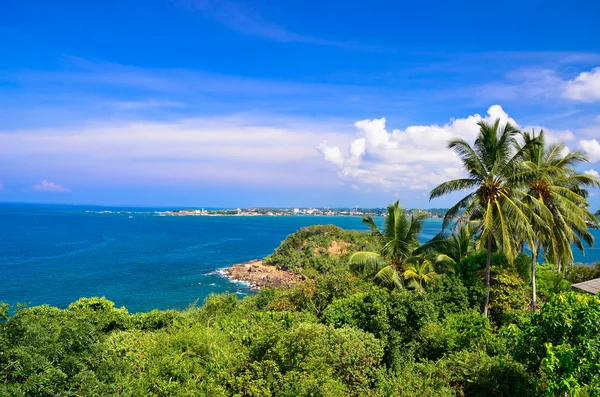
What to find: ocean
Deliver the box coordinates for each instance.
[1,203,599,312]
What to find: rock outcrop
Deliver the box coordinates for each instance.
[222,259,305,289]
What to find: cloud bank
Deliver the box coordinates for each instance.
[0,116,347,189]
[2,105,598,198]
[317,105,597,192]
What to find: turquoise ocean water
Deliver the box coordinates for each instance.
[1,203,599,312]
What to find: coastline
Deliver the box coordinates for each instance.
[220,259,305,289]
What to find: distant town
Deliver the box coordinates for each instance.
[158,207,449,218]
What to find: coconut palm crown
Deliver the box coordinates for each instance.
[516,129,600,310]
[518,129,600,265]
[349,201,428,289]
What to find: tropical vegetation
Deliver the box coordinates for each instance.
[2,119,600,396]
[430,120,600,316]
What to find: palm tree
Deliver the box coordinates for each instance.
[518,130,600,310]
[349,201,426,289]
[402,257,437,292]
[419,223,477,264]
[430,119,539,318]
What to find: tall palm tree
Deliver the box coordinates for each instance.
[349,201,427,289]
[430,119,539,317]
[518,130,600,310]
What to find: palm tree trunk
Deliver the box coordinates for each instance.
[483,235,492,318]
[531,241,538,312]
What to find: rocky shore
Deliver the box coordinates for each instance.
[222,259,305,289]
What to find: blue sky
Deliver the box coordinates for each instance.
[1,0,600,208]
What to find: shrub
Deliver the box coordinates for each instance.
[488,270,529,326]
[535,265,571,300]
[565,262,600,283]
[416,310,492,360]
[514,292,600,396]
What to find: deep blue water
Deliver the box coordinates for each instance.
[1,203,599,312]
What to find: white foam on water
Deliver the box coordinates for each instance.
[205,269,227,276]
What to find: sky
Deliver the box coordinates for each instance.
[1,0,600,208]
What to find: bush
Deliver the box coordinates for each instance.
[535,264,571,300]
[323,287,438,370]
[416,311,492,360]
[0,304,113,396]
[426,274,474,317]
[565,262,600,283]
[514,292,600,396]
[440,350,535,396]
[68,296,131,332]
[488,270,529,326]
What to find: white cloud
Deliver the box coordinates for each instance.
[316,143,345,167]
[522,126,576,143]
[32,180,71,193]
[3,108,596,194]
[584,169,599,178]
[580,139,600,162]
[563,67,600,101]
[0,116,349,188]
[317,105,520,192]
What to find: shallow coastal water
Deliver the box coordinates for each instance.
[1,203,599,312]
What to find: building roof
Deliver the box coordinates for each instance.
[572,278,600,295]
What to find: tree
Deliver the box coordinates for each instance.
[430,119,538,318]
[518,129,600,310]
[419,223,477,264]
[349,201,427,289]
[402,257,438,292]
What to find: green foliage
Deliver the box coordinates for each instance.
[565,263,600,283]
[488,270,529,326]
[430,121,600,320]
[0,303,114,396]
[513,252,532,283]
[426,274,476,317]
[263,224,378,274]
[349,201,432,290]
[514,292,600,396]
[440,349,535,396]
[1,218,598,396]
[372,364,455,396]
[536,264,572,300]
[416,311,492,360]
[1,278,597,396]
